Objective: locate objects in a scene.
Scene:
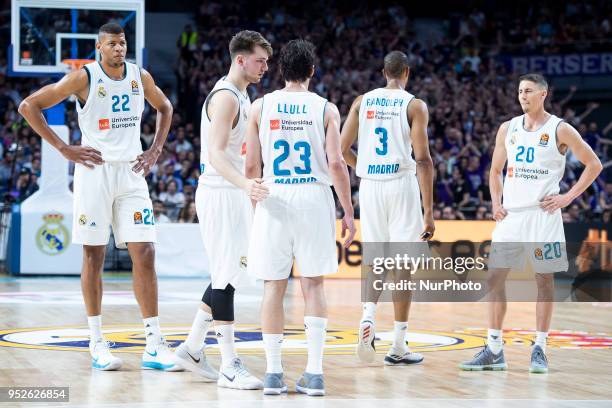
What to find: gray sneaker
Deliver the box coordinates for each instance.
[296,372,325,396]
[263,372,288,395]
[459,346,507,371]
[529,345,549,374]
[173,343,218,380]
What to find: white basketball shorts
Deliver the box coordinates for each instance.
[247,183,337,280]
[72,162,156,248]
[360,173,424,242]
[489,207,568,273]
[196,183,252,289]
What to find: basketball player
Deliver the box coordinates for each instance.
[245,39,356,396]
[172,31,272,389]
[18,23,179,371]
[340,51,435,366]
[459,73,602,373]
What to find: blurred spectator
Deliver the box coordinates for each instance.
[178,201,198,223]
[475,205,488,220]
[177,24,198,65]
[150,179,166,201]
[566,204,583,222]
[183,184,196,203]
[10,168,38,202]
[603,210,611,224]
[159,180,185,221]
[476,175,492,207]
[153,199,171,224]
[141,122,155,149]
[450,168,475,211]
[442,206,454,220]
[599,183,612,211]
[0,152,13,188]
[173,127,193,153]
[464,156,483,192]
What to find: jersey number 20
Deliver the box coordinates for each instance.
[515,146,534,163]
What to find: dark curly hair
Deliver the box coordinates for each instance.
[279,39,316,82]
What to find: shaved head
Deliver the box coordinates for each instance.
[384,51,410,79]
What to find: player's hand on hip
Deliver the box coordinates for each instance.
[420,214,435,241]
[132,149,160,176]
[61,145,104,169]
[341,214,356,248]
[245,178,269,202]
[540,194,571,213]
[492,204,508,221]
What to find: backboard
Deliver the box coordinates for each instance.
[10,0,145,76]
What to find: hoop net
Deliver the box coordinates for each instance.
[61,59,95,73]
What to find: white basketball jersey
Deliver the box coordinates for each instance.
[259,90,331,186]
[356,88,416,180]
[200,77,251,186]
[503,114,566,209]
[77,61,144,161]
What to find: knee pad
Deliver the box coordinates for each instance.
[211,284,235,321]
[201,283,212,307]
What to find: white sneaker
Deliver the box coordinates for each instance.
[384,348,424,366]
[357,319,376,363]
[217,358,263,390]
[141,339,184,372]
[90,339,122,371]
[173,343,218,380]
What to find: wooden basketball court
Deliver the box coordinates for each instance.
[0,275,610,407]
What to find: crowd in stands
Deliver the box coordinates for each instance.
[0,1,610,223]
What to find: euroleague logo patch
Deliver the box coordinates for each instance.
[131,80,140,95]
[133,211,143,224]
[534,247,544,260]
[0,326,609,354]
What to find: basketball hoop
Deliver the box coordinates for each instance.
[61,58,95,73]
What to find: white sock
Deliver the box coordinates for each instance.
[487,328,503,354]
[361,302,376,322]
[263,333,283,374]
[392,321,408,353]
[87,315,103,344]
[535,331,548,352]
[305,316,327,375]
[216,324,237,367]
[143,316,162,352]
[185,308,213,352]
